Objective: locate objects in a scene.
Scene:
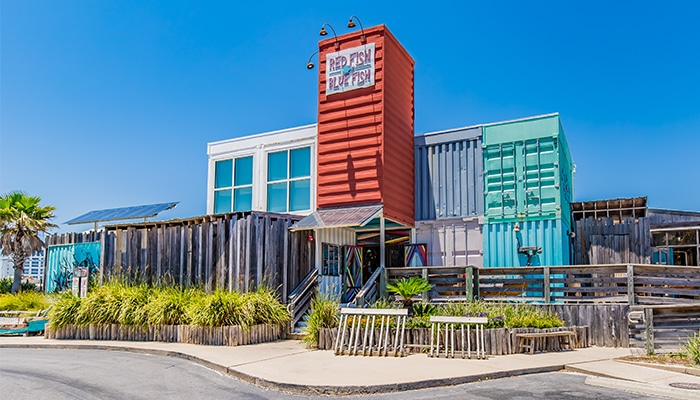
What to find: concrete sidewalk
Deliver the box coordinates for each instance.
[1,336,698,397]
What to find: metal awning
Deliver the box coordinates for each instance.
[289,204,383,231]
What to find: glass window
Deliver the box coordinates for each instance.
[651,232,667,247]
[668,230,697,246]
[266,147,311,212]
[267,182,287,212]
[214,190,232,214]
[290,179,310,211]
[213,156,254,213]
[268,151,288,181]
[215,160,233,189]
[233,187,252,212]
[290,147,311,178]
[234,157,253,186]
[322,243,340,276]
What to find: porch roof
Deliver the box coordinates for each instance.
[289,204,383,231]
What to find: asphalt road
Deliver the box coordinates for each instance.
[0,348,664,399]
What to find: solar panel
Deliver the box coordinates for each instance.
[65,202,179,225]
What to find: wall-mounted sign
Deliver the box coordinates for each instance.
[326,43,375,95]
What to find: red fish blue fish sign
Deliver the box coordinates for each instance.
[326,43,375,95]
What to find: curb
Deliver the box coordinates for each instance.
[616,359,700,377]
[584,375,699,400]
[0,343,565,395]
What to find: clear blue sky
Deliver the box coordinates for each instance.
[1,1,699,232]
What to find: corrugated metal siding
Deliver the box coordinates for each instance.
[482,114,574,223]
[415,126,483,220]
[483,218,571,267]
[315,228,356,298]
[316,25,415,227]
[415,219,483,267]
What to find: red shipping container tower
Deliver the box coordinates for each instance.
[316,25,415,227]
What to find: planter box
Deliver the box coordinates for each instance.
[318,326,589,355]
[45,323,286,346]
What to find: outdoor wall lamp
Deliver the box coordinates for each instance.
[347,15,367,43]
[513,222,521,232]
[319,23,340,50]
[306,51,318,70]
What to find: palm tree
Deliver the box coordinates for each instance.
[0,192,57,294]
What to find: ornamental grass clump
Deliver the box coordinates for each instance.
[436,301,563,329]
[302,292,339,348]
[116,284,151,326]
[187,290,250,328]
[0,291,51,311]
[145,287,198,326]
[684,330,700,366]
[243,286,290,326]
[49,292,81,329]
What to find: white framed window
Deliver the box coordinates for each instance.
[213,156,254,213]
[266,147,311,213]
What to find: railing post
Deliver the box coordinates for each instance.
[379,267,387,298]
[422,268,430,301]
[543,267,551,304]
[473,267,480,300]
[627,264,635,306]
[644,308,654,355]
[465,267,473,301]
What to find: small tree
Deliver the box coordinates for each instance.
[386,277,432,308]
[0,192,56,294]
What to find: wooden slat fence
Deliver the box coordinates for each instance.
[573,217,651,265]
[628,304,700,354]
[46,212,315,300]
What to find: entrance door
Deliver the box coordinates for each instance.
[342,245,363,303]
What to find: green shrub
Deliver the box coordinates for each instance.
[243,286,290,326]
[684,330,700,366]
[75,283,125,325]
[0,291,51,311]
[187,290,250,327]
[369,297,401,309]
[117,285,151,326]
[436,301,563,329]
[302,292,339,348]
[145,287,197,326]
[386,277,432,306]
[0,278,40,294]
[49,293,81,328]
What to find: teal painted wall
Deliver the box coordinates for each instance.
[483,218,571,267]
[482,114,574,223]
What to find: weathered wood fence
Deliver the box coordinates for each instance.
[319,326,589,355]
[46,212,315,301]
[385,264,700,305]
[45,323,285,346]
[629,304,700,354]
[572,217,651,265]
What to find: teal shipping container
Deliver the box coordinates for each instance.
[482,113,574,223]
[483,218,571,267]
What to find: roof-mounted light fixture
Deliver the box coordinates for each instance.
[347,15,366,43]
[306,51,318,70]
[319,23,340,50]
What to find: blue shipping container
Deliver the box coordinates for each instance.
[483,218,571,267]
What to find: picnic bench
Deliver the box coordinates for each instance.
[334,308,408,357]
[515,330,577,354]
[428,316,488,359]
[0,309,49,336]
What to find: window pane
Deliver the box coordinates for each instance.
[214,160,233,189]
[267,182,287,212]
[290,147,311,178]
[267,151,288,181]
[289,179,310,211]
[668,230,697,246]
[234,156,253,186]
[651,232,666,247]
[233,187,252,211]
[214,190,232,213]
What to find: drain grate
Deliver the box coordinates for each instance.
[669,382,700,390]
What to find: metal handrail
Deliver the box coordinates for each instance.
[287,268,319,331]
[353,266,383,307]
